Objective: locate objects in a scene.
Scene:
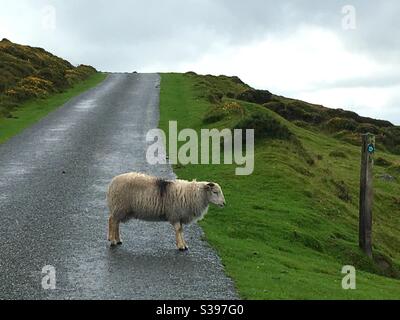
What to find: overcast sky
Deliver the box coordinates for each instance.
[1,0,399,124]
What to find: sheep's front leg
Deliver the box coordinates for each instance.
[115,220,122,245]
[109,216,122,246]
[173,222,188,251]
[108,216,113,241]
[180,226,188,250]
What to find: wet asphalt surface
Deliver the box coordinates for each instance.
[0,73,237,300]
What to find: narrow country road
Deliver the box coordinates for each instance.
[0,73,237,300]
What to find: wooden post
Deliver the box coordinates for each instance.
[359,133,375,258]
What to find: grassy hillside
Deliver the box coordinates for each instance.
[264,96,400,155]
[0,39,106,143]
[0,38,98,119]
[0,72,106,144]
[159,72,400,299]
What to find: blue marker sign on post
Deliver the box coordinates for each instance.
[367,144,375,154]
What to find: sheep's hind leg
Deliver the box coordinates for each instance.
[173,222,188,251]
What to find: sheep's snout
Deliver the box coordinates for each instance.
[216,201,226,208]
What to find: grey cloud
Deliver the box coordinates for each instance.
[312,72,400,90]
[9,0,400,70]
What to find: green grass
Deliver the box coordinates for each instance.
[0,72,107,144]
[159,73,400,299]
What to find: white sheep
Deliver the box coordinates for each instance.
[106,172,226,250]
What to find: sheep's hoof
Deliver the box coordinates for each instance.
[117,241,123,245]
[179,246,189,252]
[110,241,118,247]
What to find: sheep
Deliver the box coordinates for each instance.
[106,172,226,250]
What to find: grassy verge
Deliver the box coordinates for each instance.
[159,73,400,299]
[0,72,107,144]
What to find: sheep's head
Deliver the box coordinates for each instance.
[204,182,226,208]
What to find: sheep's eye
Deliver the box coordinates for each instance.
[213,191,218,194]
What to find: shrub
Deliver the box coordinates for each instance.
[221,101,244,116]
[5,76,55,101]
[236,89,272,104]
[203,101,244,124]
[36,67,68,89]
[191,73,251,104]
[206,93,223,104]
[230,76,245,85]
[332,130,361,146]
[381,127,400,155]
[263,101,285,113]
[356,123,381,135]
[65,65,96,86]
[268,101,324,124]
[325,117,358,132]
[185,71,197,76]
[234,111,292,140]
[21,76,54,91]
[203,108,226,124]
